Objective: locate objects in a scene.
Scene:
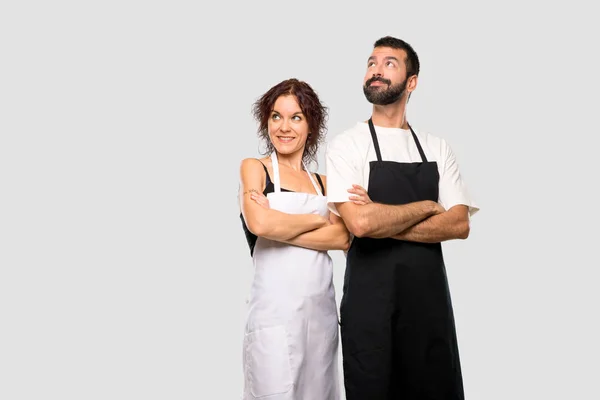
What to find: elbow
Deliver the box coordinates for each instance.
[342,238,351,251]
[338,235,351,251]
[347,215,371,238]
[247,219,268,237]
[457,221,470,240]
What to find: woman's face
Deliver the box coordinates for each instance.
[268,95,309,157]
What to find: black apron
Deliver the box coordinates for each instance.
[340,118,464,399]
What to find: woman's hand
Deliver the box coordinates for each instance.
[250,191,270,209]
[347,184,372,205]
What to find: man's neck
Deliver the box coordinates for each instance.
[370,102,409,129]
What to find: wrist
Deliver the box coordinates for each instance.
[314,214,328,226]
[427,201,439,215]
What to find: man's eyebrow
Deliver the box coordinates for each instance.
[368,56,400,62]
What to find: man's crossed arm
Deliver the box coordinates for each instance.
[336,185,470,243]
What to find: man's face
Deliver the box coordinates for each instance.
[363,46,409,105]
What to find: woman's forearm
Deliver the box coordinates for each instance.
[252,210,328,241]
[281,222,350,251]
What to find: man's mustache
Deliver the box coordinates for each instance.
[365,77,391,86]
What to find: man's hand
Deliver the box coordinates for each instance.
[432,202,446,215]
[347,184,373,205]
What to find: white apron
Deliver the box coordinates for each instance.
[242,152,340,400]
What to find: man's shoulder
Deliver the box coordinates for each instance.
[328,122,370,149]
[412,126,449,152]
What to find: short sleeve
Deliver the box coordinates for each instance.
[325,136,363,216]
[438,140,480,217]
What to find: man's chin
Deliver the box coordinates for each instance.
[364,94,387,105]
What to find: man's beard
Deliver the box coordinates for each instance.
[363,76,407,105]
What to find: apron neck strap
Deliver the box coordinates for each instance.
[368,118,428,163]
[270,152,323,196]
[368,118,383,162]
[270,152,281,192]
[408,123,428,162]
[304,161,323,196]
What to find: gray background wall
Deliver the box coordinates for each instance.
[1,1,598,399]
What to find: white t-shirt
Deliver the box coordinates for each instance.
[325,121,479,217]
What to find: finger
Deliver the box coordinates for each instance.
[352,184,367,191]
[350,198,368,205]
[251,193,266,202]
[348,187,367,195]
[251,195,265,204]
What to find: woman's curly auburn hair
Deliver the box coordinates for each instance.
[251,78,329,166]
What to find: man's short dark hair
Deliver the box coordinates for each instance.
[374,36,420,78]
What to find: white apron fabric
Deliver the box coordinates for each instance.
[242,152,340,400]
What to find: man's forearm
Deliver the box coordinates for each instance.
[357,200,438,238]
[393,206,470,243]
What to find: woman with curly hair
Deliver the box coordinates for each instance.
[239,78,349,399]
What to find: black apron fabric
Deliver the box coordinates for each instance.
[340,119,464,399]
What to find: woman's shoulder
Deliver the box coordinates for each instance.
[239,158,270,184]
[240,157,269,170]
[312,172,327,194]
[314,172,327,182]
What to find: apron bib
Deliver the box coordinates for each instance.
[340,119,464,399]
[243,152,340,400]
